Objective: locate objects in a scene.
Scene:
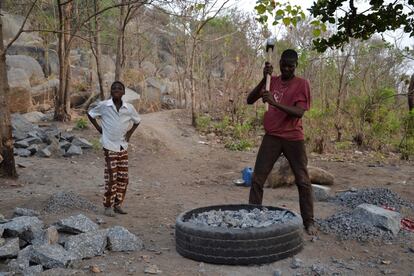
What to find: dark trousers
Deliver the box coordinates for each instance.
[248,134,314,227]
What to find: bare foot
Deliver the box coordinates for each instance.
[305,224,319,236]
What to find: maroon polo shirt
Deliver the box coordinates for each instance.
[263,75,311,141]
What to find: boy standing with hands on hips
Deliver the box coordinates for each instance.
[88,81,141,217]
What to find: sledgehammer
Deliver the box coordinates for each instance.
[265,38,275,110]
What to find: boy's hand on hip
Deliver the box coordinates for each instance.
[125,133,131,142]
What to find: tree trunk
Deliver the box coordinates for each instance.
[0,16,17,178]
[190,37,197,126]
[88,0,105,100]
[408,74,414,111]
[115,0,126,81]
[54,0,71,121]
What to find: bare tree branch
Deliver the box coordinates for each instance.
[3,0,39,54]
[22,29,112,46]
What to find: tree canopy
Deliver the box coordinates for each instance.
[255,0,414,52]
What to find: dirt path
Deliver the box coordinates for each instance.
[1,110,414,275]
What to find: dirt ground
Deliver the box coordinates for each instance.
[1,109,414,276]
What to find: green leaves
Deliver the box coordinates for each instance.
[255,4,266,15]
[254,0,309,29]
[312,28,321,37]
[255,0,414,53]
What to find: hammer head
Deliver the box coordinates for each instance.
[266,37,275,52]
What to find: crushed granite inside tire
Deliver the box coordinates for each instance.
[175,204,304,265]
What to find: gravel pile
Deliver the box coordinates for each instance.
[317,211,394,241]
[187,208,295,228]
[329,188,414,211]
[44,192,98,214]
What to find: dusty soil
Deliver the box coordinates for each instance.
[1,109,414,275]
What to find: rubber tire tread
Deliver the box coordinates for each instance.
[175,204,304,265]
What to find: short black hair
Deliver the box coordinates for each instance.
[111,81,125,91]
[281,49,298,61]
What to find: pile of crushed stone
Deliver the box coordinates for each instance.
[317,211,395,241]
[328,188,414,211]
[187,208,295,228]
[44,191,99,213]
[319,188,414,241]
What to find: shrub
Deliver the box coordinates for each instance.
[75,117,88,129]
[225,139,253,151]
[195,115,212,132]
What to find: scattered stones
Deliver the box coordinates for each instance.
[2,216,43,243]
[64,230,107,259]
[290,257,304,269]
[187,208,295,228]
[107,226,143,252]
[23,264,43,275]
[312,184,331,201]
[144,264,162,274]
[311,263,327,275]
[13,207,40,218]
[11,112,92,158]
[37,147,52,158]
[32,226,59,246]
[11,113,38,133]
[14,140,30,148]
[198,262,206,273]
[54,214,99,234]
[38,268,87,275]
[57,232,75,246]
[43,191,99,214]
[27,144,40,155]
[64,145,83,157]
[30,244,77,269]
[71,137,92,149]
[7,245,32,273]
[273,269,282,276]
[90,265,101,273]
[353,204,401,235]
[59,141,71,151]
[14,148,31,157]
[0,238,20,259]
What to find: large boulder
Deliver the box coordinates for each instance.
[100,55,115,74]
[7,68,30,88]
[141,61,157,76]
[7,45,59,77]
[266,156,335,188]
[8,86,32,113]
[7,68,32,113]
[159,65,176,80]
[1,12,43,46]
[22,112,47,124]
[31,79,59,105]
[122,88,141,109]
[6,55,45,85]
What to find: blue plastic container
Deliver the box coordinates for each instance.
[242,167,253,187]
